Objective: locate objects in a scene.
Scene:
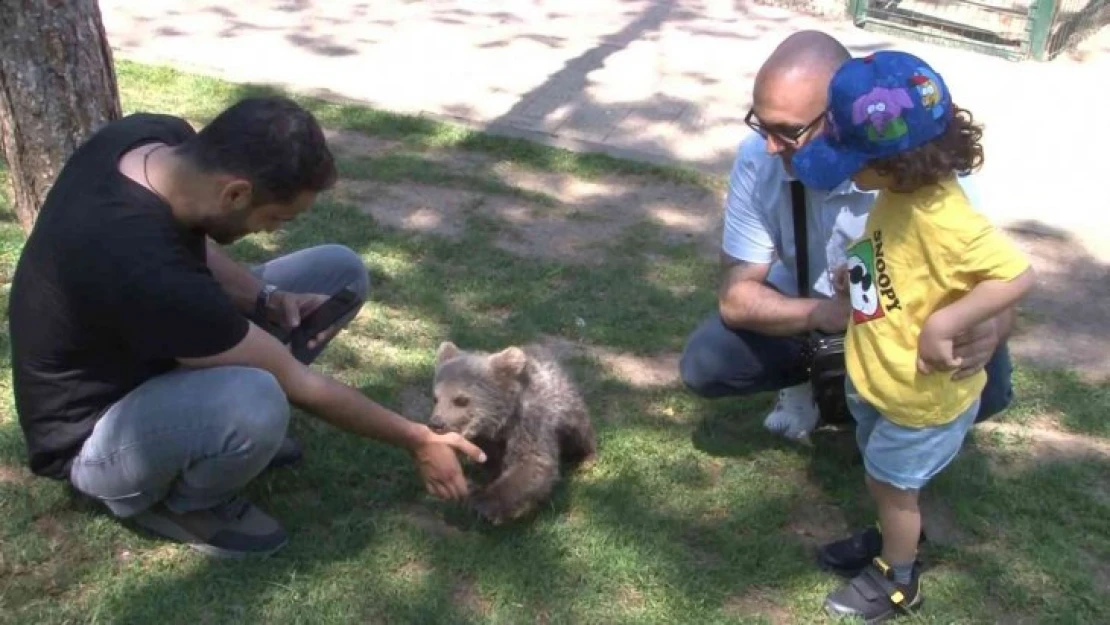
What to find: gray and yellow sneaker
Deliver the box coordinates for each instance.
[824,556,924,623]
[129,496,288,559]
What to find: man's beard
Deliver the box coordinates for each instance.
[203,207,253,245]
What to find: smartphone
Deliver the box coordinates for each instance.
[288,287,361,361]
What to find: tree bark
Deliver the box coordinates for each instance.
[0,0,122,234]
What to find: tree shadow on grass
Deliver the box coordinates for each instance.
[0,350,843,624]
[916,433,1110,622]
[3,199,1098,623]
[681,383,1110,622]
[118,67,715,190]
[1000,219,1110,386]
[0,184,852,619]
[228,196,720,357]
[0,194,801,622]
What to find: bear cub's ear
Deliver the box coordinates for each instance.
[436,341,460,365]
[489,346,527,378]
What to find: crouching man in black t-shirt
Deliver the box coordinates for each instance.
[8,96,486,559]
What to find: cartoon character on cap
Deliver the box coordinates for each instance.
[910,68,945,119]
[852,87,913,142]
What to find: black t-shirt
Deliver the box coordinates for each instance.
[8,113,250,480]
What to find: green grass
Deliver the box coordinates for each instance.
[1,61,1108,625]
[1000,367,1110,437]
[115,61,717,191]
[337,154,560,207]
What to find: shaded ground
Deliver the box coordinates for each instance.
[1005,221,1110,382]
[356,109,1110,607]
[325,118,1110,576]
[325,128,723,264]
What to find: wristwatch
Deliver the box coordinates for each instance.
[255,283,278,320]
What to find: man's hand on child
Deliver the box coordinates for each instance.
[805,264,852,335]
[949,316,1002,380]
[917,313,963,375]
[810,296,851,334]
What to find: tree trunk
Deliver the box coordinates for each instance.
[0,0,121,234]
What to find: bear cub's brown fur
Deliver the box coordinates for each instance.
[430,340,597,525]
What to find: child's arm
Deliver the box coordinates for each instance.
[917,267,1035,374]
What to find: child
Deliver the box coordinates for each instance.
[791,50,1035,622]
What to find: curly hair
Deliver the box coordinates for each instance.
[868,105,984,194]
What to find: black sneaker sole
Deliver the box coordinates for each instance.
[129,510,288,559]
[265,436,304,471]
[824,593,924,624]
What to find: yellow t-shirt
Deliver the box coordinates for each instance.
[843,177,1030,428]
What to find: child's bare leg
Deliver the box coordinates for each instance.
[867,473,920,582]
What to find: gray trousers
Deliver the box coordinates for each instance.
[68,244,371,518]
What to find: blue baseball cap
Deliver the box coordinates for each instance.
[791,50,954,190]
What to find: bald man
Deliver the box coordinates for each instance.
[679,30,1015,440]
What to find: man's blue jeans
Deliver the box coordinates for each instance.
[677,312,1015,423]
[68,244,371,518]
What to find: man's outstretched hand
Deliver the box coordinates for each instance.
[411,429,487,501]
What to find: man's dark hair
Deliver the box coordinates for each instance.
[869,104,984,194]
[176,95,337,205]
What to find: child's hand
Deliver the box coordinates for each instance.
[917,314,963,375]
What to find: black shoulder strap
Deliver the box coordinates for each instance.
[790,180,809,298]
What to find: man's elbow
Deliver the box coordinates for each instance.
[278,364,328,409]
[717,291,752,330]
[716,256,771,329]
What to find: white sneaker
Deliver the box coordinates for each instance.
[763,382,819,444]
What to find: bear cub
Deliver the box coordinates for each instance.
[430,340,597,525]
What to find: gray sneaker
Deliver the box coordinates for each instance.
[130,496,288,559]
[266,435,303,470]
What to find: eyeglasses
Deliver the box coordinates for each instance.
[744,107,825,145]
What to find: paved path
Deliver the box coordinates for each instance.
[100,0,1110,260]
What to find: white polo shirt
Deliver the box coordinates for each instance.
[721,132,984,299]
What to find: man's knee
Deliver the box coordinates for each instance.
[68,367,290,517]
[679,337,718,397]
[224,367,290,454]
[319,243,371,303]
[679,315,740,398]
[679,313,808,399]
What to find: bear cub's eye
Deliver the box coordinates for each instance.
[453,396,470,408]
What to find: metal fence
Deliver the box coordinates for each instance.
[754,1,1109,61]
[750,0,851,19]
[849,0,1037,60]
[1040,0,1110,59]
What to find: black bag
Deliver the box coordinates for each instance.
[790,180,852,426]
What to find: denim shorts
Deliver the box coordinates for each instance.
[846,375,978,491]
